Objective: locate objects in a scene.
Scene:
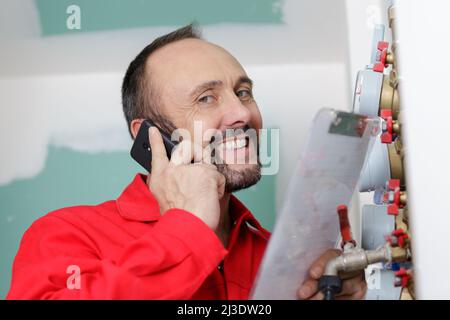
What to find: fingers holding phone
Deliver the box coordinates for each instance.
[146,126,225,231]
[148,127,170,173]
[169,138,209,166]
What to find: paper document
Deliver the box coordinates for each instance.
[251,108,379,299]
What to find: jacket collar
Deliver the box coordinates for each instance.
[116,174,162,222]
[116,174,269,239]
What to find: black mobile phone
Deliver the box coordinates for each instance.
[130,120,178,172]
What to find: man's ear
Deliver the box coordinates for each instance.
[130,119,145,140]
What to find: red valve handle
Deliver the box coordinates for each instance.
[386,179,402,215]
[374,41,390,73]
[394,268,412,288]
[337,205,356,248]
[380,109,395,143]
[387,228,409,248]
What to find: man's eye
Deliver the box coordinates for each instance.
[236,89,252,100]
[198,95,215,104]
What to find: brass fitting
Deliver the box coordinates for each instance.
[400,192,407,205]
[401,206,409,224]
[388,142,405,187]
[386,52,395,66]
[391,246,409,263]
[380,72,400,119]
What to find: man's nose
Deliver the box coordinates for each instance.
[221,93,252,129]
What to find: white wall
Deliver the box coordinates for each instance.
[0,0,349,77]
[395,0,450,299]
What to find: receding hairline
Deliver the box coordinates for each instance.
[143,38,246,99]
[121,23,204,137]
[141,38,212,111]
[145,37,241,74]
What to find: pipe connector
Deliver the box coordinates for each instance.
[323,244,391,277]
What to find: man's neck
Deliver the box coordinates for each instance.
[215,193,231,248]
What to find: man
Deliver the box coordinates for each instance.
[7,25,366,300]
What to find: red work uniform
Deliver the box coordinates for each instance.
[7,174,270,299]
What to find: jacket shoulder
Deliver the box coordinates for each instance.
[22,200,119,240]
[45,200,117,220]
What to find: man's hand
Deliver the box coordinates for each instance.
[297,249,367,300]
[147,127,226,231]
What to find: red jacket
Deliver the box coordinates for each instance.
[7,174,270,299]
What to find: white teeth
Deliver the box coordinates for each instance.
[236,138,247,148]
[225,141,235,149]
[224,138,246,150]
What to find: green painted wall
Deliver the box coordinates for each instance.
[0,146,275,298]
[35,0,284,36]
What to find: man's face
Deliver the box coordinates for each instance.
[146,38,263,192]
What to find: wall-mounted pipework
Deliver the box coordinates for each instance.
[319,205,406,300]
[345,4,414,300]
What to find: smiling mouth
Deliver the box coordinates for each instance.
[210,125,251,151]
[219,136,249,150]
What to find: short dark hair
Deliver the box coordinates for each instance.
[121,23,202,138]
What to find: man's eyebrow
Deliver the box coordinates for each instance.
[236,75,253,88]
[189,80,223,98]
[189,76,254,98]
